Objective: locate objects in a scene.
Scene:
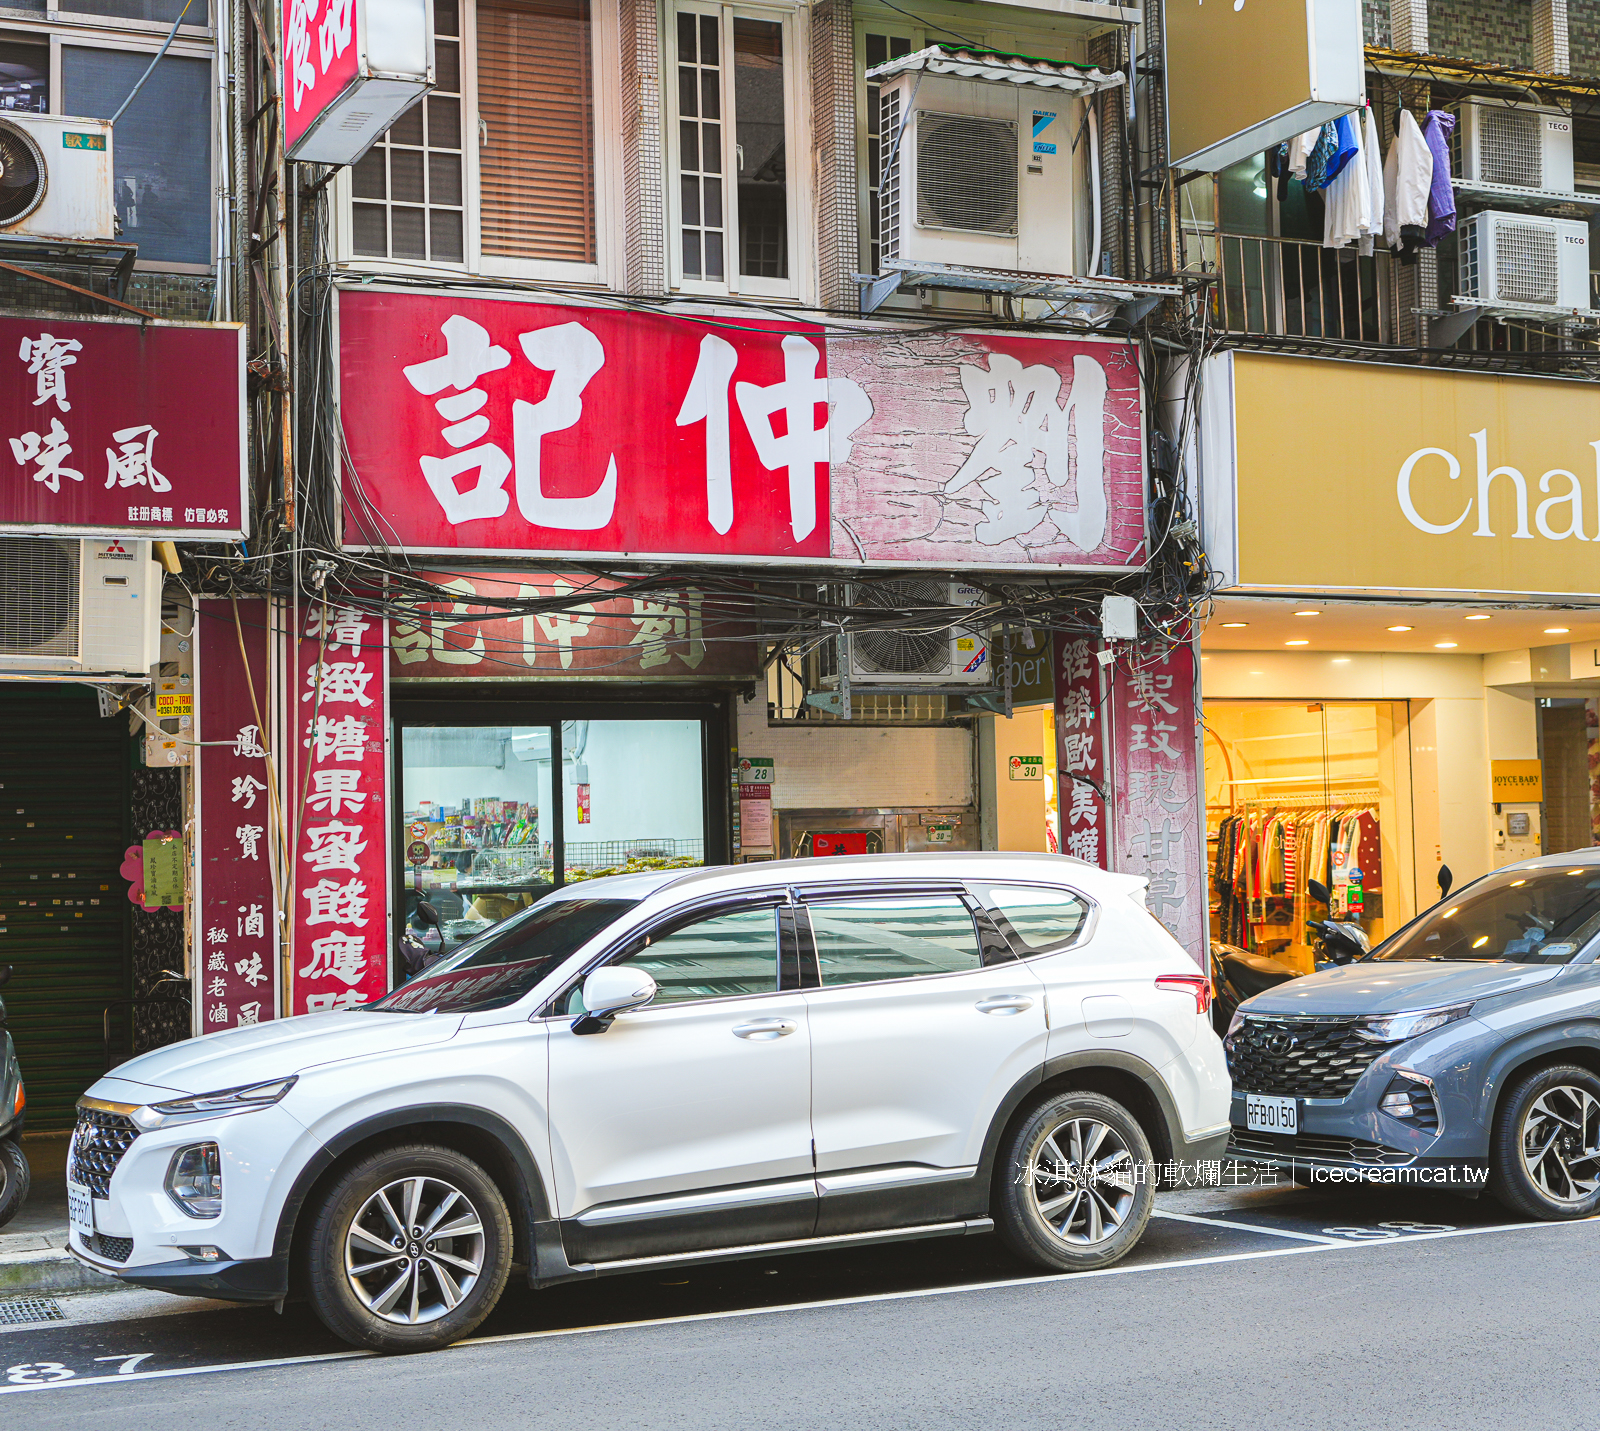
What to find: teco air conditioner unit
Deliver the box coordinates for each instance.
[0,537,161,678]
[878,70,1075,276]
[0,114,114,242]
[1455,98,1574,193]
[1458,210,1589,309]
[822,581,989,686]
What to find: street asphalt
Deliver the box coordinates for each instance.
[0,1179,1588,1428]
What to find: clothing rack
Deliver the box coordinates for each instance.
[1235,790,1381,809]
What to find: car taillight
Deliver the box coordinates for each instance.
[1155,973,1211,1015]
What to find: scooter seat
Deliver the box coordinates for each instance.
[1222,950,1297,1000]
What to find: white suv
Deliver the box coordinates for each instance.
[68,853,1229,1352]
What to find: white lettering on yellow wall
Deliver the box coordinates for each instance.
[1397,429,1593,541]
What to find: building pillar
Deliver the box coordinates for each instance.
[620,0,666,297]
[810,0,858,311]
[1533,0,1570,74]
[1389,0,1427,54]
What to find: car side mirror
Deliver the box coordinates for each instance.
[1438,865,1453,901]
[572,966,658,1036]
[1307,879,1330,906]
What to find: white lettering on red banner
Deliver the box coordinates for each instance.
[1053,632,1109,867]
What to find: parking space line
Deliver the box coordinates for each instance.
[0,1213,1584,1397]
[1150,1209,1345,1244]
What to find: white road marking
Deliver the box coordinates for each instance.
[1150,1209,1345,1244]
[0,1213,1586,1397]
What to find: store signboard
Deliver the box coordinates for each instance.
[0,315,246,539]
[1108,645,1205,962]
[337,289,1146,572]
[1205,352,1600,598]
[387,571,761,680]
[1492,760,1543,802]
[1164,0,1363,171]
[195,597,280,1028]
[1053,633,1109,868]
[290,601,391,1014]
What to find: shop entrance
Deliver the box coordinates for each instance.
[1204,701,1416,971]
[394,701,726,960]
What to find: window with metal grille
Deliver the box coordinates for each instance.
[916,112,1018,234]
[350,0,464,263]
[1497,220,1559,303]
[864,31,912,272]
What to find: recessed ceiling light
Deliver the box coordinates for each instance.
[1465,614,1490,621]
[1387,625,1413,632]
[1331,658,1351,664]
[1285,639,1309,646]
[1221,621,1248,628]
[1545,627,1570,634]
[1434,641,1458,649]
[1294,609,1319,617]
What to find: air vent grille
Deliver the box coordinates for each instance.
[852,580,952,675]
[0,120,46,227]
[1496,221,1559,303]
[880,88,902,264]
[1479,107,1543,189]
[916,112,1017,235]
[0,538,77,656]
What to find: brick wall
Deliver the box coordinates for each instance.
[1429,0,1532,66]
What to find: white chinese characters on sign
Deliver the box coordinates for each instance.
[1053,633,1108,868]
[286,0,353,112]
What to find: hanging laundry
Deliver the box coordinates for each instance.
[1324,108,1374,250]
[1288,127,1320,181]
[1304,122,1339,190]
[1359,105,1386,257]
[1324,112,1361,185]
[1383,109,1432,255]
[1421,109,1458,245]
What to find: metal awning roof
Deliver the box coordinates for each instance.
[865,43,1125,94]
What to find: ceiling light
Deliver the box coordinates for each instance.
[1285,639,1309,646]
[1465,614,1490,621]
[1331,658,1351,664]
[1434,641,1458,649]
[1545,627,1570,634]
[1221,621,1248,628]
[1294,610,1319,617]
[1387,625,1412,632]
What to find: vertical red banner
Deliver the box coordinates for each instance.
[291,602,391,1014]
[1110,643,1205,962]
[1053,632,1109,869]
[196,598,280,1028]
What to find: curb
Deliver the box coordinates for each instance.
[0,1247,118,1296]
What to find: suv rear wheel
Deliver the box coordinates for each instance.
[1489,1064,1600,1221]
[306,1143,513,1352]
[995,1089,1155,1273]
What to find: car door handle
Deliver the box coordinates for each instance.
[732,1018,798,1040]
[975,995,1034,1015]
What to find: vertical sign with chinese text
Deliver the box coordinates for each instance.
[291,602,391,1013]
[1110,645,1205,963]
[195,598,278,1028]
[1053,633,1108,869]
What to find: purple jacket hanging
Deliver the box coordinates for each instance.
[1421,110,1457,245]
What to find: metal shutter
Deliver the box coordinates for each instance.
[0,685,130,1131]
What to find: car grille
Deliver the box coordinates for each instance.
[88,1233,133,1264]
[1226,1016,1385,1098]
[1229,1130,1412,1166]
[69,1105,139,1199]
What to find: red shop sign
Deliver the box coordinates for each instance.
[0,316,245,539]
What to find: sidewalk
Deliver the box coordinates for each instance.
[0,1132,116,1296]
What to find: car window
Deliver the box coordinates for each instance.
[372,897,639,1014]
[609,906,782,1005]
[807,895,983,987]
[1372,865,1600,964]
[971,883,1089,955]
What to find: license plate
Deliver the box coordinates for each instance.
[1244,1093,1298,1135]
[67,1180,94,1237]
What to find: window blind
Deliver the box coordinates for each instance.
[476,0,595,263]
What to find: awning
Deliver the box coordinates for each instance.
[865,43,1125,94]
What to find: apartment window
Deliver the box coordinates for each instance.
[477,0,595,262]
[0,39,47,111]
[351,0,464,263]
[669,4,793,292]
[863,31,911,273]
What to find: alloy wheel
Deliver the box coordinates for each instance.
[343,1175,486,1325]
[1520,1085,1600,1205]
[1028,1116,1137,1245]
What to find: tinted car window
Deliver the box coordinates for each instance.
[1373,866,1600,964]
[373,897,638,1013]
[612,906,780,1005]
[808,895,982,986]
[973,884,1088,954]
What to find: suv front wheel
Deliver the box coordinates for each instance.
[994,1089,1155,1273]
[306,1143,514,1352]
[1489,1064,1600,1221]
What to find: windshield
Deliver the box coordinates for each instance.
[371,896,639,1013]
[1373,865,1600,964]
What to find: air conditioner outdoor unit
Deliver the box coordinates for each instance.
[878,71,1075,277]
[0,537,161,678]
[1455,98,1574,193]
[821,581,989,687]
[0,114,114,242]
[1457,210,1589,309]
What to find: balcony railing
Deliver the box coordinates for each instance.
[1211,234,1393,344]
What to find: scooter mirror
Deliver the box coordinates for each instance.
[1438,865,1453,900]
[412,901,443,930]
[0,965,11,988]
[1307,879,1331,906]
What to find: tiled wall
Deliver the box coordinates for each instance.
[1572,4,1600,77]
[1429,0,1533,66]
[1364,0,1392,47]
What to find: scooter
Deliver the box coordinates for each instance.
[0,966,30,1229]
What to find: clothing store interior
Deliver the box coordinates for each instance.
[1206,701,1417,974]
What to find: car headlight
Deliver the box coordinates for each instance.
[1355,1004,1472,1044]
[130,1076,297,1131]
[166,1143,222,1219]
[1225,1010,1245,1043]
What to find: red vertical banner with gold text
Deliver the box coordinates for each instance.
[291,602,391,1013]
[195,598,279,1027]
[1109,643,1205,963]
[1053,632,1109,869]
